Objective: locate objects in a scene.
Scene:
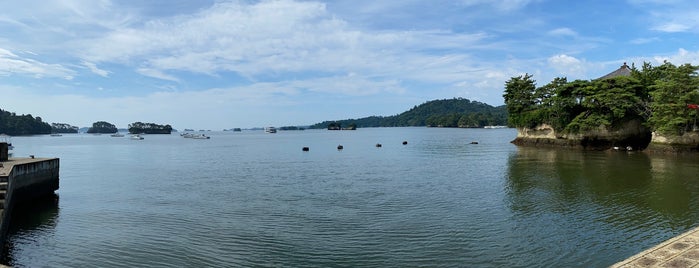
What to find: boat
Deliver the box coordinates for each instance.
[111,133,125,137]
[130,134,144,140]
[50,133,63,137]
[191,134,210,139]
[264,127,277,133]
[0,134,14,151]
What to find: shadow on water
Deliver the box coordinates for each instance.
[504,147,699,266]
[1,194,59,265]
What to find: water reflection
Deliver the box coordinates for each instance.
[505,147,699,265]
[2,194,59,265]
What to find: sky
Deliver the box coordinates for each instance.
[0,0,698,130]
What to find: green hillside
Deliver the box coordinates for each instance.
[309,98,507,129]
[0,108,51,135]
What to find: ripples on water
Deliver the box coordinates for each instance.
[5,128,699,267]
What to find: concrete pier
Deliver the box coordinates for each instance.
[612,226,699,267]
[0,142,59,253]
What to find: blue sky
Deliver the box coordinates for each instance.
[0,0,698,129]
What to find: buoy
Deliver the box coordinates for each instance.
[337,145,343,150]
[402,141,408,145]
[375,143,382,148]
[302,147,310,151]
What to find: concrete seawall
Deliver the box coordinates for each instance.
[0,143,59,256]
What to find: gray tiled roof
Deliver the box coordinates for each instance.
[598,62,632,80]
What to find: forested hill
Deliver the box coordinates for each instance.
[0,108,51,135]
[309,98,507,129]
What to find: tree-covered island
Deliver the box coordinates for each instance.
[51,123,79,134]
[0,108,51,135]
[310,98,507,129]
[128,122,173,134]
[87,121,118,134]
[504,61,699,152]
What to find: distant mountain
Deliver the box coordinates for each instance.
[309,98,507,129]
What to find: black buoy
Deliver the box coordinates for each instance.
[302,147,310,151]
[375,143,382,148]
[402,141,408,145]
[337,145,343,150]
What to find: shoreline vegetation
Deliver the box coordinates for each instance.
[0,98,506,137]
[309,98,507,129]
[504,61,699,152]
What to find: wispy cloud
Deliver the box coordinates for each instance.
[0,48,74,79]
[82,61,110,77]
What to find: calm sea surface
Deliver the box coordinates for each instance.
[5,127,699,267]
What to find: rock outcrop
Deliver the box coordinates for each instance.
[511,120,652,151]
[646,132,699,152]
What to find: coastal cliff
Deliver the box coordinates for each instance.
[512,120,652,150]
[646,131,699,152]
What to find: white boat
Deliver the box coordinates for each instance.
[191,134,210,139]
[111,133,125,137]
[0,134,13,150]
[182,133,210,139]
[130,134,144,140]
[264,127,277,133]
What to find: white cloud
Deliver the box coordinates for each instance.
[652,48,699,65]
[629,37,660,45]
[547,54,586,78]
[137,68,179,82]
[548,27,578,37]
[0,47,74,79]
[82,61,110,77]
[652,23,691,33]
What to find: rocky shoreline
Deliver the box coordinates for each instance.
[512,123,699,153]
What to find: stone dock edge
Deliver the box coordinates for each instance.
[611,226,699,267]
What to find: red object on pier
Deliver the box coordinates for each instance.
[688,104,699,109]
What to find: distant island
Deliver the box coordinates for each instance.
[504,61,699,152]
[128,122,173,134]
[51,123,79,134]
[309,98,507,129]
[87,121,118,134]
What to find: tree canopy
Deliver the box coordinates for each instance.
[503,61,699,136]
[51,123,79,133]
[87,121,118,134]
[309,98,507,129]
[0,108,51,135]
[128,122,172,134]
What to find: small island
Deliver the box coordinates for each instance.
[128,122,173,134]
[87,121,118,134]
[503,61,699,152]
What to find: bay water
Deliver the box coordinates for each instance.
[5,127,699,267]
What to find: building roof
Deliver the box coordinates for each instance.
[597,62,632,80]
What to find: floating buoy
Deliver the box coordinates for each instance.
[302,147,310,151]
[375,143,382,148]
[337,145,343,150]
[402,141,408,145]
